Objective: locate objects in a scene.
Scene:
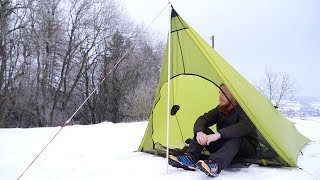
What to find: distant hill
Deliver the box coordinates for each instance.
[278,96,320,118]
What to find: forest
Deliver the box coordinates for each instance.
[0,0,164,127]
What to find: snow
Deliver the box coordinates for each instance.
[280,100,302,111]
[311,102,320,111]
[1,118,320,180]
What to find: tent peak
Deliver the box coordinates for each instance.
[171,7,179,18]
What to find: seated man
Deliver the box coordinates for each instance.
[169,83,258,177]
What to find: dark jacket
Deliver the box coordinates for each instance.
[194,105,258,148]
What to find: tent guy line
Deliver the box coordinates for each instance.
[15,4,169,180]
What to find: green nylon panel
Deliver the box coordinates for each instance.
[152,75,219,148]
[138,8,310,167]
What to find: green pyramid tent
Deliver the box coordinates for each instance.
[138,7,310,167]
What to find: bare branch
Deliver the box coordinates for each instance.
[256,68,296,108]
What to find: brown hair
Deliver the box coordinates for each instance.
[219,83,238,106]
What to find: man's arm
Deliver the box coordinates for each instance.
[193,106,219,134]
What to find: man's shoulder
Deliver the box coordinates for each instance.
[205,105,220,116]
[234,105,251,120]
[234,105,245,112]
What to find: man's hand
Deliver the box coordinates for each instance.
[196,131,207,145]
[206,133,221,145]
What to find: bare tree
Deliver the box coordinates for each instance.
[70,0,125,125]
[122,30,164,122]
[0,0,34,127]
[26,0,65,126]
[96,25,164,123]
[256,68,296,108]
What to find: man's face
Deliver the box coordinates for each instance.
[219,85,233,107]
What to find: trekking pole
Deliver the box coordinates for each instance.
[166,1,172,174]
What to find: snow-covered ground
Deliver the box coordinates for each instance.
[0,118,319,180]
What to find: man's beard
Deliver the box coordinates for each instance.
[219,102,233,114]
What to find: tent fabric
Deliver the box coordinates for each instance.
[138,7,310,167]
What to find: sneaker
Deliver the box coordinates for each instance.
[168,154,196,171]
[196,160,219,177]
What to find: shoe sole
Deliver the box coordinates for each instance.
[196,160,218,177]
[168,155,196,171]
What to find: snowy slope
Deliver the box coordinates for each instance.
[0,119,319,180]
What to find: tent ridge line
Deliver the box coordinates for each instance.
[175,31,186,74]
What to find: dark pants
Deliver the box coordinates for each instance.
[186,128,256,170]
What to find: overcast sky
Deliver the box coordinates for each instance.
[119,0,320,99]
